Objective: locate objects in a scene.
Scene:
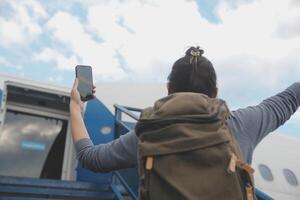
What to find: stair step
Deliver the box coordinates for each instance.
[0,185,115,199]
[0,176,116,200]
[0,176,110,191]
[0,197,72,200]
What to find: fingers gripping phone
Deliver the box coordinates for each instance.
[75,65,94,101]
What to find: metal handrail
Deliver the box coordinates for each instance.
[114,104,141,121]
[113,171,138,200]
[110,184,125,200]
[255,188,274,200]
[113,104,140,200]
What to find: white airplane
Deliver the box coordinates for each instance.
[0,74,299,199]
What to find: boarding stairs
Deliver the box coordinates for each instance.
[0,99,273,200]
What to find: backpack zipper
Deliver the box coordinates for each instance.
[246,183,254,200]
[145,156,154,200]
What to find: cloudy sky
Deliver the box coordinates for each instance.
[0,0,300,136]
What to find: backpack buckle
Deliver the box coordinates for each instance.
[146,156,154,170]
[227,153,255,174]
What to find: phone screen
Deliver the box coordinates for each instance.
[75,65,94,101]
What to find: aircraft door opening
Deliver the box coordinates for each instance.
[0,110,68,180]
[0,82,72,181]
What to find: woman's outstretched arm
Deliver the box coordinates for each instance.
[70,79,137,172]
[69,78,92,142]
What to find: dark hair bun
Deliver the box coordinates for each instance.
[185,46,204,57]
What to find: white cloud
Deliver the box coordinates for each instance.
[209,0,300,90]
[6,0,300,88]
[92,1,208,70]
[46,11,126,80]
[18,0,300,87]
[23,0,48,19]
[35,48,79,70]
[0,56,9,66]
[213,0,300,57]
[276,16,300,39]
[0,0,47,46]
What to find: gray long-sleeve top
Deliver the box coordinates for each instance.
[75,82,300,172]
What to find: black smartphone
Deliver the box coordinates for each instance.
[75,65,94,101]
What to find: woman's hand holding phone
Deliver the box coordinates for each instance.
[69,65,96,143]
[70,78,84,111]
[70,78,96,112]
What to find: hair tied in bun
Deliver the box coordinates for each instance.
[189,46,204,65]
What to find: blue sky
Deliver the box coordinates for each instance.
[0,0,300,136]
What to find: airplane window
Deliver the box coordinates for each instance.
[283,169,299,186]
[258,164,274,182]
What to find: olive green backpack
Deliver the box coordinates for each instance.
[135,93,256,200]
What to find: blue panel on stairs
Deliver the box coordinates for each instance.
[76,98,115,184]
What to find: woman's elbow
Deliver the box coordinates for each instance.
[76,147,108,173]
[77,147,101,172]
